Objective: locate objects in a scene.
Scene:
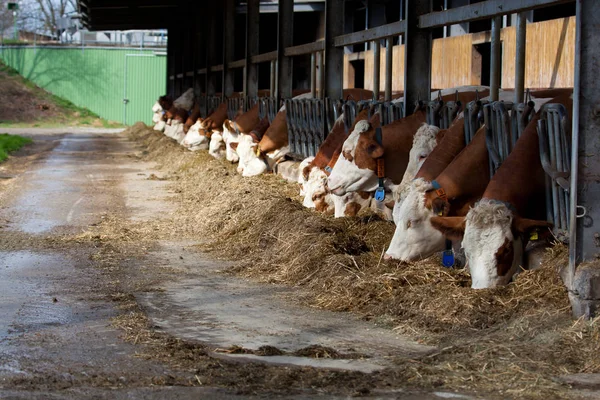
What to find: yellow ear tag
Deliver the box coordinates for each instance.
[438,211,443,216]
[255,147,261,157]
[530,231,539,241]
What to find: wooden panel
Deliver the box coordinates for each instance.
[364,45,405,92]
[431,34,474,89]
[502,16,575,88]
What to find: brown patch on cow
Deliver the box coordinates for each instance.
[342,150,353,163]
[495,238,515,277]
[344,202,362,217]
[302,165,312,181]
[358,191,371,200]
[384,200,395,210]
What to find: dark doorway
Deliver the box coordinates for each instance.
[352,60,365,89]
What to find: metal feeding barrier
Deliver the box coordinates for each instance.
[483,100,535,177]
[258,97,280,123]
[285,98,326,158]
[226,97,245,120]
[537,103,571,239]
[197,95,207,118]
[206,95,224,116]
[463,99,486,144]
[368,101,404,126]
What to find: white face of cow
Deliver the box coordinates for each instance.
[297,157,315,197]
[236,134,267,177]
[208,132,226,159]
[461,201,522,289]
[303,167,329,208]
[385,179,446,261]
[152,101,162,113]
[153,120,166,132]
[401,124,440,184]
[182,120,208,151]
[327,121,379,195]
[222,123,240,163]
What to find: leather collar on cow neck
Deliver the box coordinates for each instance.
[374,127,386,202]
[431,180,455,267]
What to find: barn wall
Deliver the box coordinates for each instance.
[0,46,166,125]
[352,17,574,92]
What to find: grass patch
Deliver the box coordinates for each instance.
[0,133,32,162]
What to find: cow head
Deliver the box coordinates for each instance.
[158,95,173,111]
[332,192,371,218]
[182,120,208,151]
[430,199,551,289]
[401,124,440,184]
[327,120,381,195]
[297,157,315,197]
[152,101,163,113]
[306,167,332,210]
[235,134,268,177]
[208,131,226,159]
[385,179,448,261]
[222,120,240,163]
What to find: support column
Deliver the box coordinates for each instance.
[244,0,259,99]
[514,12,526,103]
[277,0,293,103]
[568,0,600,319]
[166,25,175,94]
[490,16,502,101]
[206,2,219,97]
[373,40,380,100]
[385,37,393,101]
[311,52,317,98]
[324,0,344,100]
[403,0,431,115]
[174,28,183,97]
[223,0,235,97]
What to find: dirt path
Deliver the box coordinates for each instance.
[0,131,473,399]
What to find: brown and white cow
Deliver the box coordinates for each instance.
[429,92,573,288]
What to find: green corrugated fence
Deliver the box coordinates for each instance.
[0,46,167,125]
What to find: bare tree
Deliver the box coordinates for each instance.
[33,0,76,38]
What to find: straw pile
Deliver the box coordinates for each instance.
[123,123,600,398]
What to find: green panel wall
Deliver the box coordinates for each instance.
[0,46,166,125]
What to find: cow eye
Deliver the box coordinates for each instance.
[419,154,427,160]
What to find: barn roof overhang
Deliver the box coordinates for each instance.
[78,0,325,31]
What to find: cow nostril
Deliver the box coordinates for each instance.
[383,253,393,261]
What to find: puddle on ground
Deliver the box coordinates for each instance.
[0,251,76,341]
[139,245,435,373]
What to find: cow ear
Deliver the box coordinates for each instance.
[366,142,384,159]
[302,165,311,181]
[513,217,552,234]
[431,197,451,217]
[223,119,232,131]
[229,142,239,150]
[436,129,447,144]
[385,200,395,210]
[430,216,466,240]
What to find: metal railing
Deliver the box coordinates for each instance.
[538,103,571,239]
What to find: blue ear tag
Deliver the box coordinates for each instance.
[442,249,455,268]
[375,187,385,202]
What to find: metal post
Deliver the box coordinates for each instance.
[385,37,393,102]
[270,60,276,97]
[245,0,260,99]
[514,12,527,103]
[223,0,235,97]
[317,51,324,99]
[311,52,317,98]
[206,3,218,97]
[167,25,175,94]
[373,40,380,100]
[403,0,431,115]
[324,0,344,100]
[569,0,600,319]
[277,0,293,104]
[490,16,502,101]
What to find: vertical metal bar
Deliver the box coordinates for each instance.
[385,37,393,102]
[245,0,260,98]
[570,0,600,318]
[403,0,431,115]
[317,51,324,99]
[311,52,317,98]
[373,40,380,100]
[324,0,344,100]
[223,0,235,97]
[277,0,293,104]
[490,16,502,101]
[270,60,276,97]
[515,12,527,103]
[166,25,174,94]
[206,2,218,97]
